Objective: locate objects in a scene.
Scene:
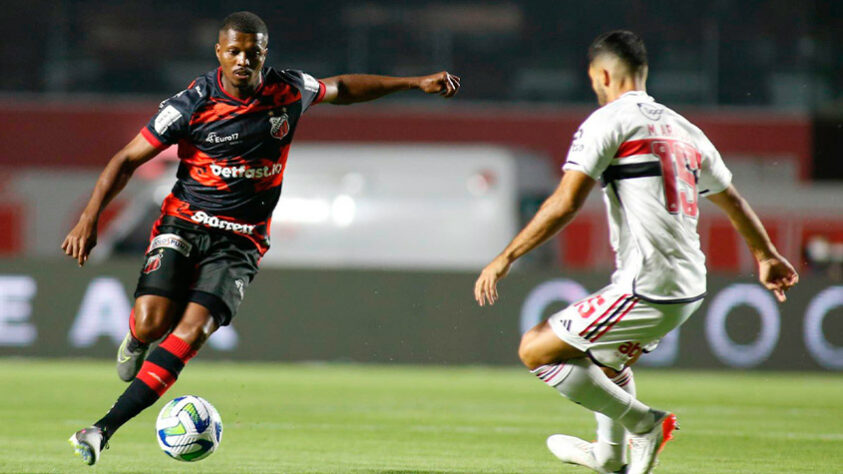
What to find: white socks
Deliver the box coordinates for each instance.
[594,367,636,470]
[533,358,656,434]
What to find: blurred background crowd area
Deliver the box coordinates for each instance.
[6,0,842,110]
[0,0,841,278]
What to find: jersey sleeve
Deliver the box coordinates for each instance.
[562,109,622,180]
[281,69,326,113]
[141,86,201,149]
[696,134,732,197]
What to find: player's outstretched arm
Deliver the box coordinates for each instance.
[474,170,595,306]
[320,71,460,105]
[706,184,799,302]
[61,134,162,267]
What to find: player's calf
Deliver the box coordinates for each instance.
[117,297,181,381]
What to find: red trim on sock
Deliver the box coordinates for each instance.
[136,361,177,396]
[159,334,198,362]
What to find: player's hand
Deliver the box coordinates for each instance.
[758,255,799,302]
[418,71,460,98]
[61,218,98,267]
[474,255,512,306]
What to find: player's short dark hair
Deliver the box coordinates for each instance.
[220,11,268,37]
[588,30,647,74]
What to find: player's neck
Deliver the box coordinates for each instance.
[220,76,261,101]
[606,77,646,104]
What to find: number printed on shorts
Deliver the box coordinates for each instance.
[576,295,606,318]
[651,140,701,217]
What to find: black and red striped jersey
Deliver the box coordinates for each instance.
[140,66,325,254]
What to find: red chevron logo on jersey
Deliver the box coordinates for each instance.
[143,253,162,274]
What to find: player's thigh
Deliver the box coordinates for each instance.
[134,231,199,307]
[519,320,587,369]
[133,294,184,337]
[188,236,260,327]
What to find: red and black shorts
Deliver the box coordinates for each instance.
[134,216,260,326]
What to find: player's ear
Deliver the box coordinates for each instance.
[601,67,611,87]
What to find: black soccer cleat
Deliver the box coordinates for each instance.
[68,426,108,466]
[116,332,149,382]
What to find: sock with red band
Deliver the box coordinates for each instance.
[95,335,197,439]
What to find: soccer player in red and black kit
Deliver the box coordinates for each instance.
[63,11,460,465]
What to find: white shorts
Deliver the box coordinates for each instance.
[547,285,703,370]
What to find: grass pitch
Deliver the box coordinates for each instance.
[0,359,840,473]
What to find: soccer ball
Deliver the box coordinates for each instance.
[155,395,223,462]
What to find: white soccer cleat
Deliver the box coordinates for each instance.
[68,426,106,466]
[627,412,678,474]
[546,434,626,473]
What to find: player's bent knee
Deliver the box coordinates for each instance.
[132,299,176,343]
[518,338,553,370]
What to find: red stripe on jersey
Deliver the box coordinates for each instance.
[176,142,231,191]
[261,81,300,106]
[159,194,194,220]
[189,88,300,126]
[155,194,270,255]
[140,127,167,150]
[592,298,639,342]
[136,361,176,396]
[189,100,244,125]
[614,139,657,158]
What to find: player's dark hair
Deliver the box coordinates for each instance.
[220,11,268,37]
[588,30,647,74]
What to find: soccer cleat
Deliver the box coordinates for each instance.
[116,332,149,382]
[68,426,107,466]
[627,411,678,474]
[546,434,627,473]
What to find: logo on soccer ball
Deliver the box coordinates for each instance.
[269,114,290,140]
[143,253,163,274]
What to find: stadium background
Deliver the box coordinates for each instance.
[0,1,842,471]
[1,0,840,371]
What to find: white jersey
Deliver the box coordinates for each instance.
[563,91,732,302]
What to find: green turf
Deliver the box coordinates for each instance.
[0,359,840,473]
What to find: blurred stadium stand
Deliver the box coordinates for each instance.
[0,1,841,368]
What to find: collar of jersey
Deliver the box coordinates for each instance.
[620,90,652,101]
[215,67,265,105]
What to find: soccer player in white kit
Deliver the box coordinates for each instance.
[474,30,798,474]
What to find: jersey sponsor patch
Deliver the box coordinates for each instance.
[301,73,320,93]
[190,210,256,235]
[154,105,182,135]
[637,103,664,121]
[149,233,193,257]
[210,163,283,179]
